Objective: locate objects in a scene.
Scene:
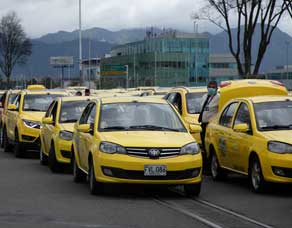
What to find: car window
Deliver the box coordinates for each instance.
[13,95,21,110]
[167,93,176,103]
[23,94,65,112]
[8,94,18,105]
[59,101,89,123]
[79,102,95,125]
[45,101,56,118]
[186,92,206,114]
[234,103,252,130]
[219,102,238,128]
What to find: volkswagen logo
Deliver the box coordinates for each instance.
[148,149,160,158]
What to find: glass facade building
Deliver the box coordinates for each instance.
[100,33,209,88]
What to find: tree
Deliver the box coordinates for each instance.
[193,0,289,77]
[286,0,292,18]
[0,12,32,88]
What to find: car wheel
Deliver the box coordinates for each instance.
[249,156,266,193]
[211,152,227,180]
[72,154,86,183]
[40,146,48,165]
[0,126,3,148]
[49,144,63,173]
[184,183,201,197]
[89,159,104,195]
[3,128,12,152]
[14,130,25,158]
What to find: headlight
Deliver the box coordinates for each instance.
[59,131,73,141]
[22,119,41,129]
[99,142,126,154]
[180,142,200,155]
[268,141,292,154]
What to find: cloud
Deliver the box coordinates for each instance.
[0,0,291,38]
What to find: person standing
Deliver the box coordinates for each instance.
[198,81,220,152]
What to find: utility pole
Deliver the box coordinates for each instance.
[286,41,290,80]
[79,0,83,85]
[125,65,129,89]
[154,52,157,86]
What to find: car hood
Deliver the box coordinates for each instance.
[21,111,45,122]
[261,130,292,144]
[59,123,75,132]
[100,131,194,148]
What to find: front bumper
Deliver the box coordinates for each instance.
[261,152,292,183]
[94,153,202,184]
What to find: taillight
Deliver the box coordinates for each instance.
[220,81,232,88]
[270,80,285,87]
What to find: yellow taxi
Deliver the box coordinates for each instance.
[165,87,207,144]
[1,90,21,150]
[3,89,68,157]
[72,97,202,196]
[40,96,91,172]
[205,80,290,192]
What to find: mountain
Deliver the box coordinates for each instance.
[38,27,161,45]
[13,26,292,78]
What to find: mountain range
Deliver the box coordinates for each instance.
[13,26,292,79]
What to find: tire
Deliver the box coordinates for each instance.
[0,126,3,148]
[89,159,104,195]
[48,144,63,173]
[14,130,25,158]
[40,145,48,165]
[210,151,227,180]
[249,156,266,193]
[72,154,86,183]
[184,183,201,197]
[3,128,12,152]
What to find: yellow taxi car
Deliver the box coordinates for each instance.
[165,87,207,144]
[1,90,21,150]
[205,80,290,192]
[3,89,68,157]
[40,96,91,172]
[72,97,202,196]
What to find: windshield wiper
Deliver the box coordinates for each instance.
[102,126,128,130]
[129,125,181,132]
[261,125,292,130]
[25,108,43,111]
[61,119,77,123]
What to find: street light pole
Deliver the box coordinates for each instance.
[79,0,83,85]
[125,65,129,89]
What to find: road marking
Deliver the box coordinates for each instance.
[170,188,274,228]
[154,198,224,228]
[195,198,274,228]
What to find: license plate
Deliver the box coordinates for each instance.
[144,165,167,176]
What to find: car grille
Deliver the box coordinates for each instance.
[126,147,181,159]
[102,166,201,180]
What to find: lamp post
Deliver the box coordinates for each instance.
[79,0,83,85]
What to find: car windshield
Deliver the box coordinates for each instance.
[60,100,89,123]
[186,92,206,114]
[254,101,292,131]
[99,102,187,132]
[23,94,65,112]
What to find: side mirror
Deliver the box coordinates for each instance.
[8,104,16,110]
[233,123,249,133]
[189,124,202,133]
[77,124,91,133]
[42,117,53,125]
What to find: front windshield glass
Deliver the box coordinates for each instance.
[254,101,292,131]
[186,92,206,114]
[23,94,65,112]
[99,102,187,132]
[60,101,89,123]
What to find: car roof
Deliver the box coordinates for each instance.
[59,96,94,102]
[170,86,207,93]
[21,90,68,95]
[245,95,292,103]
[99,96,168,104]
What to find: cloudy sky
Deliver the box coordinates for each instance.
[0,0,292,38]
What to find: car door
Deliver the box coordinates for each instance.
[76,102,95,170]
[7,94,20,140]
[229,102,253,173]
[214,102,239,167]
[43,101,58,153]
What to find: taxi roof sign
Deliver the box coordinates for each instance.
[26,85,46,91]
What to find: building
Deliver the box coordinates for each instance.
[209,54,239,82]
[100,30,209,88]
[266,65,292,80]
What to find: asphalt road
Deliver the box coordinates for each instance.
[0,150,291,228]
